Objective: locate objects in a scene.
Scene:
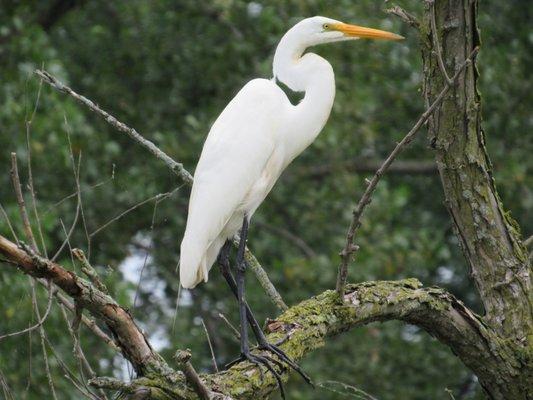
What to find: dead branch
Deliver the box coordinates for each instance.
[385,5,420,29]
[34,69,193,185]
[0,234,165,375]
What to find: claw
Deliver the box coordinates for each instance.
[227,351,286,399]
[258,341,314,387]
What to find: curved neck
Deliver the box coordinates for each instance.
[273,32,336,156]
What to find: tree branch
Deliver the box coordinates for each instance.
[0,234,166,376]
[92,279,510,399]
[2,230,523,398]
[34,69,193,185]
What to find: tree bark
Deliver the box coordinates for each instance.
[420,0,532,397]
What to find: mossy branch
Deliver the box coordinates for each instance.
[93,280,508,399]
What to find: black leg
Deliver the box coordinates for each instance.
[218,242,312,385]
[217,222,313,394]
[219,220,286,399]
[235,217,250,354]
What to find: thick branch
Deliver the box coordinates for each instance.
[101,279,517,399]
[422,0,532,339]
[0,234,165,375]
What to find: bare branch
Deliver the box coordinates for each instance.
[201,318,219,373]
[10,153,38,251]
[72,248,108,294]
[89,187,180,239]
[429,0,452,84]
[10,152,58,397]
[34,69,193,185]
[336,47,479,297]
[385,5,420,29]
[0,233,166,375]
[0,202,19,243]
[217,313,240,341]
[243,246,288,311]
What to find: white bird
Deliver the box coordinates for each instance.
[179,15,402,391]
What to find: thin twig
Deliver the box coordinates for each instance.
[10,153,38,251]
[90,188,180,238]
[429,0,453,84]
[59,306,108,400]
[217,313,241,341]
[25,77,48,257]
[335,47,479,296]
[35,69,193,184]
[29,278,58,399]
[72,249,108,294]
[45,332,99,400]
[172,283,182,334]
[201,318,219,372]
[318,380,379,400]
[0,367,14,400]
[44,167,115,214]
[10,152,57,397]
[243,245,288,311]
[37,68,286,310]
[51,125,83,262]
[0,203,19,243]
[133,200,159,311]
[53,289,119,351]
[385,5,420,29]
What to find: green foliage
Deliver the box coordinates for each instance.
[0,0,530,399]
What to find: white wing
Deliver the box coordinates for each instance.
[180,78,288,288]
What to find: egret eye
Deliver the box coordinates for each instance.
[323,23,330,30]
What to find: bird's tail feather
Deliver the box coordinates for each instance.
[179,236,226,289]
[179,238,207,289]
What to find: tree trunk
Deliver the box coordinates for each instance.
[420,0,532,398]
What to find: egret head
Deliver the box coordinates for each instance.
[290,16,403,47]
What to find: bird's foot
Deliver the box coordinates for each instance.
[226,350,286,399]
[257,339,314,387]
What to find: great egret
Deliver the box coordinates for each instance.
[180,16,402,392]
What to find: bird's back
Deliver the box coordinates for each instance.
[180,79,290,288]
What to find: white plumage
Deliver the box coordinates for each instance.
[179,16,403,289]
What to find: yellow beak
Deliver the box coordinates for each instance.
[331,23,404,41]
